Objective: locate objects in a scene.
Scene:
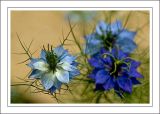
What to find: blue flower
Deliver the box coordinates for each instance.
[88,48,143,97]
[28,45,80,93]
[84,20,137,55]
[66,11,96,23]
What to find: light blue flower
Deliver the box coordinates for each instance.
[28,45,80,93]
[65,11,96,23]
[84,20,137,55]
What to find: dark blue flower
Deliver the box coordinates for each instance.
[28,45,80,93]
[84,20,137,55]
[88,48,143,97]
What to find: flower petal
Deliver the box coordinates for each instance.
[96,21,108,35]
[130,77,141,85]
[88,57,104,68]
[55,69,69,83]
[116,38,137,53]
[84,34,103,55]
[59,62,77,71]
[61,55,76,64]
[130,70,144,78]
[117,50,128,60]
[103,77,114,90]
[52,77,62,89]
[49,86,56,93]
[118,30,136,40]
[41,72,54,90]
[130,59,141,69]
[28,58,49,72]
[69,69,80,79]
[40,50,46,60]
[71,61,79,67]
[54,45,68,59]
[88,69,99,80]
[95,70,110,84]
[110,20,122,34]
[85,33,102,45]
[32,60,49,71]
[117,76,132,93]
[29,69,43,79]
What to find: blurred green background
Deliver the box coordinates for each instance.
[11,11,149,103]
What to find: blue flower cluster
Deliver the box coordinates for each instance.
[85,20,143,97]
[28,45,80,93]
[26,20,143,97]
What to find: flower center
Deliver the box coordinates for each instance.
[102,53,130,78]
[101,31,116,50]
[110,60,122,77]
[43,44,58,72]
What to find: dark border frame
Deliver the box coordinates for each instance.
[7,7,152,107]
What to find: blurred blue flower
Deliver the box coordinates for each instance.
[88,48,143,97]
[28,45,80,93]
[66,11,96,23]
[84,20,137,55]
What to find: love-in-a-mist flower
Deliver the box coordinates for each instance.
[84,20,137,55]
[88,48,143,97]
[28,45,80,93]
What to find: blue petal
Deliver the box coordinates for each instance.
[130,59,141,69]
[116,38,137,53]
[55,69,69,83]
[118,30,136,40]
[54,45,68,59]
[129,70,143,78]
[129,60,143,78]
[28,58,48,71]
[40,50,46,60]
[84,43,102,56]
[53,77,62,89]
[88,57,104,68]
[117,76,132,93]
[69,69,80,79]
[41,72,54,90]
[71,61,78,67]
[130,77,141,85]
[59,62,77,71]
[61,55,76,64]
[88,69,99,80]
[84,34,103,55]
[100,48,108,54]
[114,81,124,98]
[110,20,122,34]
[103,77,114,90]
[111,48,118,58]
[117,49,128,60]
[49,86,56,93]
[27,58,40,68]
[96,21,108,35]
[29,69,42,79]
[95,70,110,84]
[85,34,102,45]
